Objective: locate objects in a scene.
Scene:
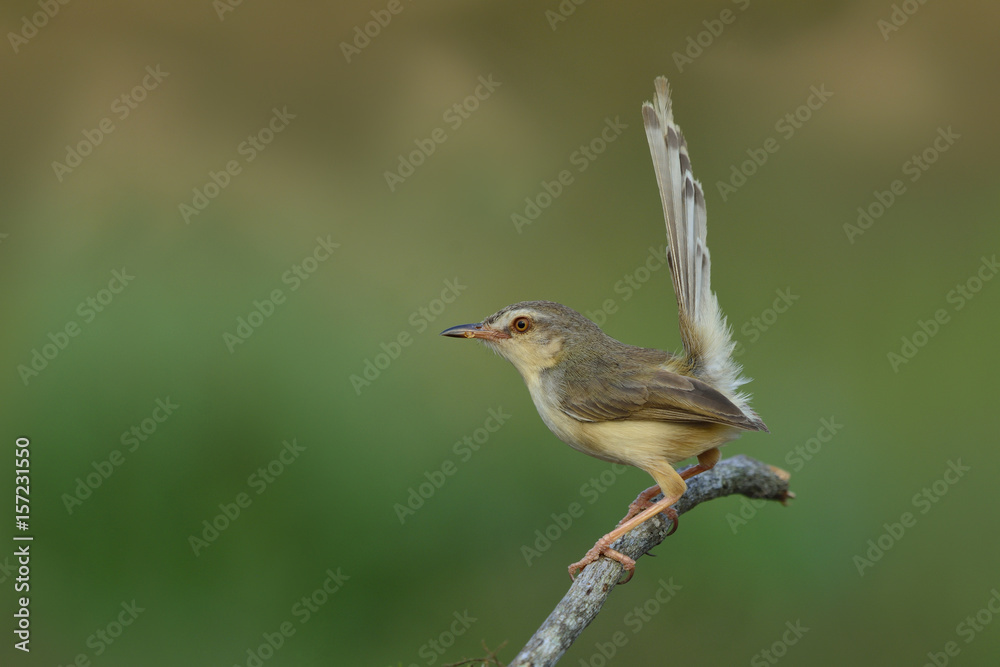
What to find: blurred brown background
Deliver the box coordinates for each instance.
[1,1,999,665]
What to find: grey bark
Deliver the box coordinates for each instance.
[509,455,792,667]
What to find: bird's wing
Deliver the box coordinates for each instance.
[559,365,767,432]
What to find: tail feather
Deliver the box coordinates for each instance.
[642,77,760,424]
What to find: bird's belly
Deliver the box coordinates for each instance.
[554,417,740,469]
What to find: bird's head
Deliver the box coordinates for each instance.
[440,300,605,379]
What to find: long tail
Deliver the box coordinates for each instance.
[642,77,760,423]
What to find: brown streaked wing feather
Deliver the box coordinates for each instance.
[557,375,649,422]
[560,366,764,431]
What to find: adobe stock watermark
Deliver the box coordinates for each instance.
[0,555,19,585]
[350,277,467,395]
[61,397,180,514]
[727,417,842,534]
[51,65,170,182]
[511,116,628,234]
[400,610,478,667]
[17,267,135,386]
[340,0,413,63]
[844,126,960,244]
[521,463,631,566]
[716,84,833,202]
[672,0,752,73]
[222,235,339,353]
[732,287,800,358]
[55,600,145,664]
[782,417,842,474]
[232,567,349,667]
[886,253,996,373]
[213,0,246,21]
[578,578,682,666]
[585,245,667,327]
[179,106,295,223]
[544,0,588,31]
[750,620,810,667]
[877,0,932,41]
[384,75,501,192]
[853,459,970,576]
[394,407,512,525]
[920,587,1000,667]
[188,439,306,556]
[8,0,74,54]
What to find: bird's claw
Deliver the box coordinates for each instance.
[663,506,679,536]
[568,537,637,584]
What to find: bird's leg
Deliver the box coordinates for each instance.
[569,464,688,583]
[569,451,724,582]
[679,447,720,481]
[616,448,719,529]
[617,484,663,526]
[568,494,680,583]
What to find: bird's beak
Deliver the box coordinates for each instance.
[440,322,511,341]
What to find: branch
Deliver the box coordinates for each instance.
[509,454,792,667]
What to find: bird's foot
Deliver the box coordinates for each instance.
[568,536,636,584]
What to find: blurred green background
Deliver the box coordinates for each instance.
[2,1,999,665]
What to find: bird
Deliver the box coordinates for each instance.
[440,76,767,582]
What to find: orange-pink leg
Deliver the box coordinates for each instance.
[617,484,663,526]
[569,448,721,583]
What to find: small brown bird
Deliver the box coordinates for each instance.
[442,77,767,581]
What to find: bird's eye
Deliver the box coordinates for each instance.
[511,316,532,333]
